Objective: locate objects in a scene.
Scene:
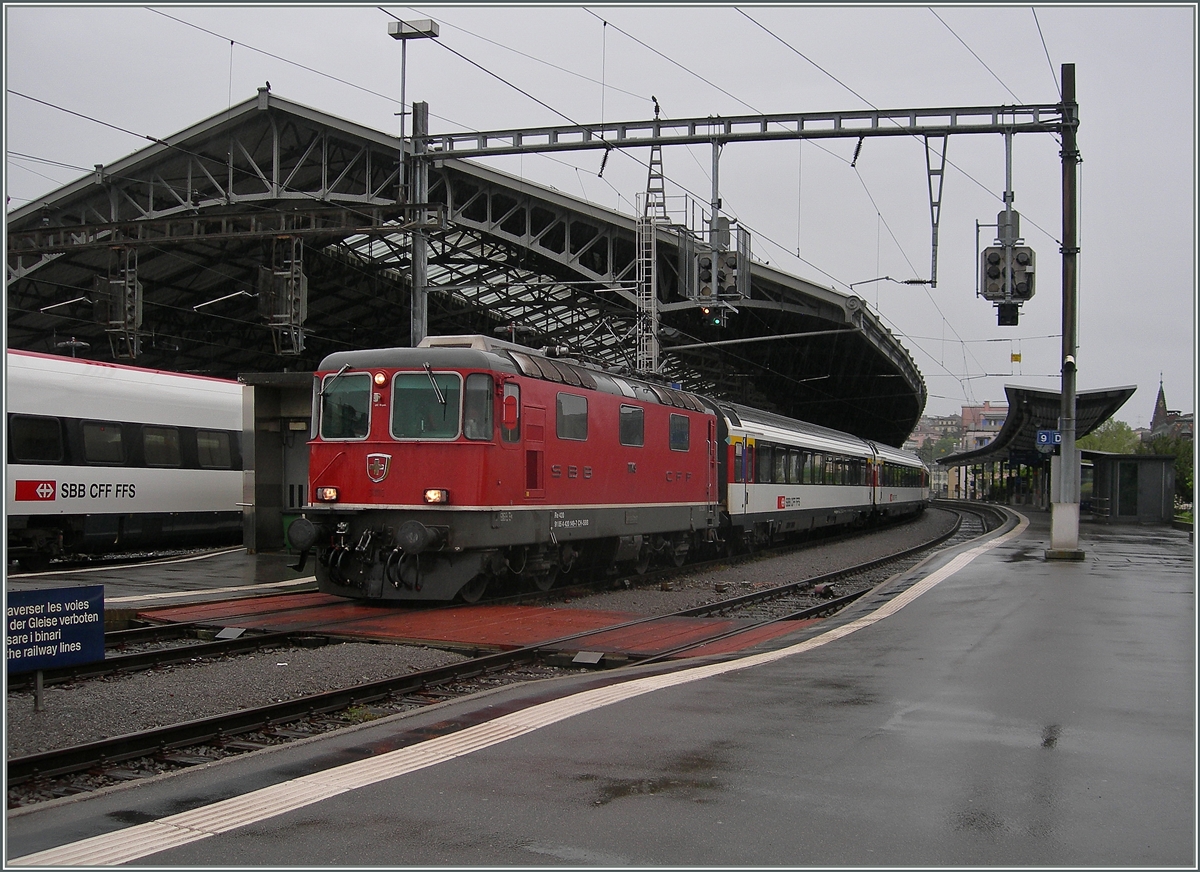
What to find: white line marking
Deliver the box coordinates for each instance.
[9,513,1027,867]
[105,577,317,604]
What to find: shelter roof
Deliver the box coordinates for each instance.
[938,384,1137,466]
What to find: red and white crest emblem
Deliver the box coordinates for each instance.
[366,453,391,483]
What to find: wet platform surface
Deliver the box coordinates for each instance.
[7,510,1194,867]
[4,549,315,610]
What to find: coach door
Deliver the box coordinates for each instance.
[523,404,546,500]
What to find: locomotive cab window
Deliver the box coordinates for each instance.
[669,414,690,451]
[143,426,181,467]
[556,393,588,441]
[392,372,462,440]
[83,421,124,465]
[620,405,644,447]
[320,372,371,440]
[463,373,494,441]
[9,414,63,463]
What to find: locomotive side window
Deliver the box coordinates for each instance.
[556,393,588,441]
[669,414,690,451]
[83,421,124,465]
[320,372,371,440]
[197,431,233,468]
[143,426,182,467]
[463,373,494,441]
[501,382,521,443]
[392,372,462,439]
[619,405,644,447]
[9,414,63,463]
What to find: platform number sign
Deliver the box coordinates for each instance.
[1036,429,1062,454]
[6,585,105,674]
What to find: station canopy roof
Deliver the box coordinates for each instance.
[7,90,928,446]
[938,384,1137,466]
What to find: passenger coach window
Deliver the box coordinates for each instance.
[320,372,371,439]
[620,405,644,447]
[143,426,181,467]
[83,421,124,465]
[757,444,773,483]
[392,372,461,439]
[463,373,494,441]
[669,414,689,451]
[556,393,588,441]
[9,415,63,463]
[787,450,801,484]
[197,431,232,468]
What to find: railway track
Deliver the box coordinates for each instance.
[7,504,1003,806]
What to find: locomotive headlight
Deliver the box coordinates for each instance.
[423,488,450,505]
[374,371,387,386]
[315,486,340,502]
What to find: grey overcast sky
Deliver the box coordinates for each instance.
[4,3,1196,424]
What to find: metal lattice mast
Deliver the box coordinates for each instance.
[635,203,658,374]
[636,100,666,373]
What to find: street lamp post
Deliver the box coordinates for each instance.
[389,19,439,348]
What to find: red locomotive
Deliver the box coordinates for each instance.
[288,334,928,601]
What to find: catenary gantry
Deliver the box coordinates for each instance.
[7,90,926,446]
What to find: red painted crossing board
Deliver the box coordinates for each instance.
[138,594,819,659]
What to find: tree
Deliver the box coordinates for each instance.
[1141,434,1194,505]
[1078,418,1140,454]
[917,432,960,467]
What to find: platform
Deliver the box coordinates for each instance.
[7,509,1195,867]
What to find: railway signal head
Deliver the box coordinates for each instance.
[697,254,714,299]
[718,252,739,296]
[981,246,1035,302]
[997,302,1020,326]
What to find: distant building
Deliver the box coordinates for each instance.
[904,414,963,496]
[1147,381,1193,442]
[960,400,1008,452]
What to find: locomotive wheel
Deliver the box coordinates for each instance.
[459,574,489,603]
[670,534,689,568]
[532,566,558,592]
[634,543,652,575]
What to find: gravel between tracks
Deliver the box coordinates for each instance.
[558,507,958,614]
[6,508,957,759]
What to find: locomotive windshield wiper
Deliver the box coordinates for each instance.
[423,363,446,406]
[319,363,352,397]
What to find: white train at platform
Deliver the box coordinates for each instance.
[5,350,244,571]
